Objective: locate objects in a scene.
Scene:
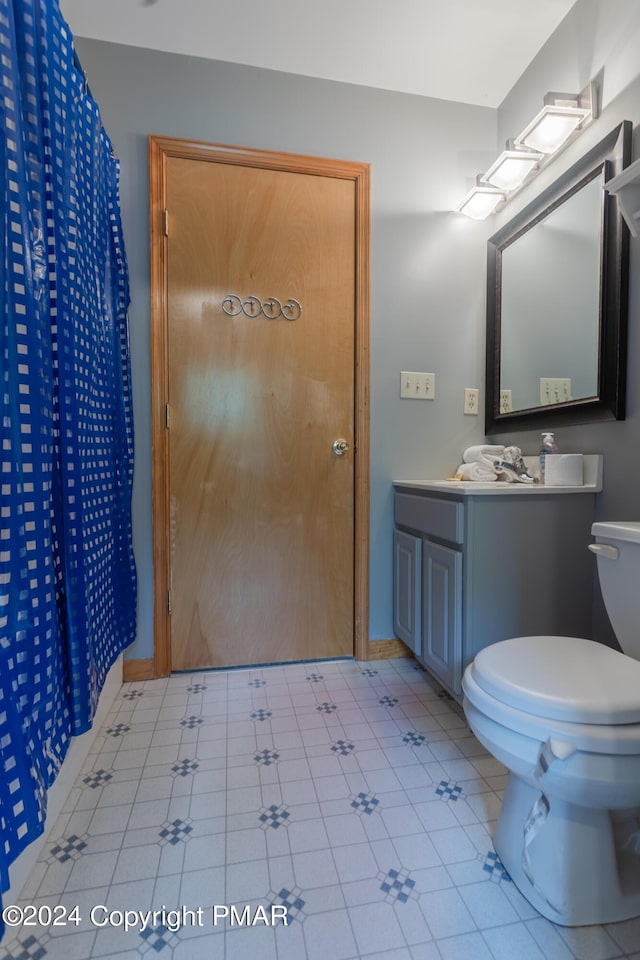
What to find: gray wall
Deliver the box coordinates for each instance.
[493,0,640,643]
[78,0,640,660]
[75,39,497,658]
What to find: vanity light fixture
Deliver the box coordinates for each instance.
[480,146,544,192]
[456,81,597,219]
[514,101,592,155]
[456,183,505,220]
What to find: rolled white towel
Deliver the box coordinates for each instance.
[454,462,498,482]
[463,444,505,467]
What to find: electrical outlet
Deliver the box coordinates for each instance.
[400,371,435,400]
[464,387,479,415]
[539,377,572,405]
[499,389,512,413]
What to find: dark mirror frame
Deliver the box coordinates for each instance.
[485,120,631,435]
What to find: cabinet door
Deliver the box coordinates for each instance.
[393,529,421,656]
[421,540,462,694]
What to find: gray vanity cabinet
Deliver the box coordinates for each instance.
[393,484,597,698]
[393,529,422,656]
[422,539,462,694]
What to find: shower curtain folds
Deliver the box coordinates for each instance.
[0,0,136,927]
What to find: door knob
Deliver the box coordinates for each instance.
[332,439,350,457]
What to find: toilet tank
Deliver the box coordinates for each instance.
[591,521,640,660]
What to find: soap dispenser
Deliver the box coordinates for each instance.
[539,432,558,485]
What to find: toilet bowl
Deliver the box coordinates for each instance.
[462,521,640,926]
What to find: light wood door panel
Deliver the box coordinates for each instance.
[165,156,355,669]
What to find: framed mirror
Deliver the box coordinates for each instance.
[485,121,631,434]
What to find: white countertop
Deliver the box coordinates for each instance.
[393,480,599,496]
[394,455,602,496]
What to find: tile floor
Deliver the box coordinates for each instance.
[1,657,639,960]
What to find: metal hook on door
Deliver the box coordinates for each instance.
[221,294,302,320]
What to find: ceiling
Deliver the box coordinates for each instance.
[59,0,577,109]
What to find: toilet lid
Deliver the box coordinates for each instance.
[470,636,640,725]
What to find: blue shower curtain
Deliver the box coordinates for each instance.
[0,0,136,917]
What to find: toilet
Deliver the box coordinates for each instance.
[462,520,640,926]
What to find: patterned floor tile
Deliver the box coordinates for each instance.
[158,818,194,846]
[82,768,114,789]
[6,656,638,960]
[170,758,199,778]
[435,779,463,802]
[259,805,291,830]
[379,867,419,904]
[47,834,88,864]
[350,790,381,815]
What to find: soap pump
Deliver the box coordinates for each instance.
[539,432,558,485]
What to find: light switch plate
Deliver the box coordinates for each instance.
[400,371,435,400]
[539,377,572,405]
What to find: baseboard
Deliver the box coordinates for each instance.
[367,638,413,660]
[123,649,410,674]
[123,657,154,681]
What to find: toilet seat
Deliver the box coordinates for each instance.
[470,635,640,724]
[463,636,640,756]
[463,669,640,755]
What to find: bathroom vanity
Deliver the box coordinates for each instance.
[393,462,602,698]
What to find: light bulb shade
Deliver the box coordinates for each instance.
[456,186,505,220]
[514,105,591,155]
[454,84,595,219]
[480,149,544,191]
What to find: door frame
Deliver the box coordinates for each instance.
[148,135,371,677]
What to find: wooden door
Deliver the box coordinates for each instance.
[150,139,370,672]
